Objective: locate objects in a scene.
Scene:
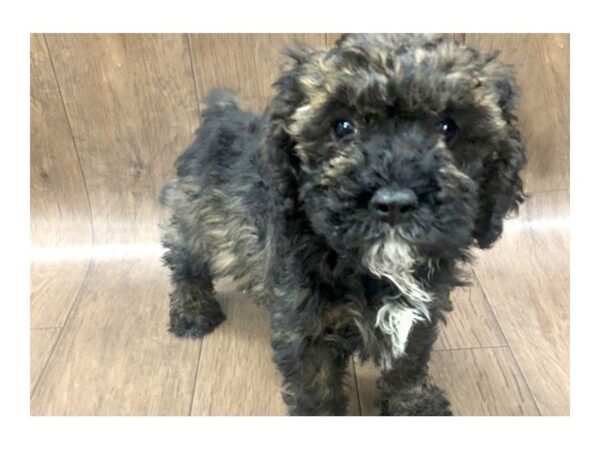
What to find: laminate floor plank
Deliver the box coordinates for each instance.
[30,34,93,251]
[30,328,61,391]
[189,34,328,103]
[429,347,540,416]
[30,260,91,329]
[31,257,200,415]
[45,34,199,245]
[435,279,506,350]
[473,191,569,415]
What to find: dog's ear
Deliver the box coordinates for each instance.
[262,47,313,211]
[473,58,527,248]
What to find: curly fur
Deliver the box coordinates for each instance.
[160,33,526,415]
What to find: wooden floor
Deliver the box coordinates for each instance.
[30,33,569,415]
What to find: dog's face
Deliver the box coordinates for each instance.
[265,34,526,264]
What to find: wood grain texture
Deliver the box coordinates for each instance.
[465,34,570,193]
[30,257,200,415]
[189,34,327,104]
[30,328,60,390]
[473,191,570,415]
[429,348,539,415]
[30,260,91,328]
[30,34,93,249]
[44,34,199,245]
[435,278,506,350]
[353,359,380,416]
[346,361,362,416]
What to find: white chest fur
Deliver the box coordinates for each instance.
[363,233,433,363]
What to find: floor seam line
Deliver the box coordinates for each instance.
[432,344,509,353]
[472,267,543,416]
[30,257,96,403]
[187,339,204,416]
[351,356,364,416]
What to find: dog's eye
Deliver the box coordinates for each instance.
[438,118,460,148]
[333,119,356,139]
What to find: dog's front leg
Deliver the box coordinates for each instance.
[378,317,452,416]
[271,330,351,416]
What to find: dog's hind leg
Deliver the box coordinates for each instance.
[162,240,225,338]
[377,316,452,415]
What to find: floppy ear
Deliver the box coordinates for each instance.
[473,61,527,248]
[261,48,311,213]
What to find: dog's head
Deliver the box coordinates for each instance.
[263,34,526,265]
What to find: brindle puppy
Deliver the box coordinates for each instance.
[160,34,526,415]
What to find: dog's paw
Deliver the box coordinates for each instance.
[168,310,226,338]
[382,383,453,416]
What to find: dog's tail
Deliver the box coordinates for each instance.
[204,89,240,110]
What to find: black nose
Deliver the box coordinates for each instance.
[371,187,418,220]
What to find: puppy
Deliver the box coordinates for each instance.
[160,34,526,415]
